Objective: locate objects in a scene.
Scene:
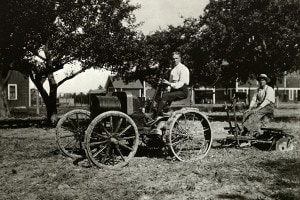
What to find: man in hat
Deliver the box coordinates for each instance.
[242,74,275,137]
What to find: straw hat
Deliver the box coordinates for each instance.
[257,74,270,82]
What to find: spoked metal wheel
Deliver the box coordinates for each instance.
[56,109,91,158]
[276,137,294,152]
[84,111,139,169]
[167,110,212,162]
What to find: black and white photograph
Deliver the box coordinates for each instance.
[0,0,299,199]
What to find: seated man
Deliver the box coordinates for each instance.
[155,51,189,118]
[242,74,275,137]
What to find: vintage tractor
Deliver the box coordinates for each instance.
[56,87,213,169]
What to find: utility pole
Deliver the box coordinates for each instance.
[36,90,40,115]
[235,77,239,92]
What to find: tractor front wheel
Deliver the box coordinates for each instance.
[84,111,139,169]
[56,109,91,158]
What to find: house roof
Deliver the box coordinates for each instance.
[88,89,106,94]
[105,76,143,89]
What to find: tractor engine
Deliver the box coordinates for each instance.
[90,92,144,127]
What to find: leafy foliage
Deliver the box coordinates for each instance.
[125,25,190,87]
[189,0,300,86]
[131,0,300,88]
[0,0,141,120]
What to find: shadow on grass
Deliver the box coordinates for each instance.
[135,145,166,158]
[258,158,300,199]
[68,145,168,168]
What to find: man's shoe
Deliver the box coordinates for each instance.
[239,142,251,148]
[144,113,155,125]
[145,116,165,126]
[162,111,172,116]
[145,118,155,126]
[151,128,162,135]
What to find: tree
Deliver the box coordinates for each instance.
[0,38,13,118]
[0,0,27,118]
[0,0,140,121]
[124,25,192,88]
[185,0,300,86]
[98,85,104,90]
[0,68,12,118]
[115,0,300,91]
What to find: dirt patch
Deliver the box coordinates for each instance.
[0,121,299,200]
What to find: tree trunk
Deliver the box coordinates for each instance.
[0,70,11,118]
[46,73,58,124]
[30,73,58,124]
[0,82,10,118]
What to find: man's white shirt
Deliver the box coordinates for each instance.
[250,85,275,108]
[169,63,189,89]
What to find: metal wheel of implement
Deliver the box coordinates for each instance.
[276,137,294,152]
[84,111,139,169]
[167,109,213,162]
[56,109,91,158]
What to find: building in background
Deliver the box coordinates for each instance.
[101,72,300,107]
[105,76,143,97]
[7,71,30,108]
[234,71,300,104]
[275,71,300,102]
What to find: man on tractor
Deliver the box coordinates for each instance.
[242,74,275,137]
[145,51,190,126]
[156,51,190,117]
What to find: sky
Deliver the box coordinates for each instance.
[33,0,209,95]
[131,0,209,34]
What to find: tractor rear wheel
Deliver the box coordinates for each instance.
[167,110,213,162]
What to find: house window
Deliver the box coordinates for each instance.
[8,84,17,100]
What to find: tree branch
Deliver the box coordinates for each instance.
[60,57,77,66]
[57,68,86,87]
[3,70,12,85]
[29,72,49,99]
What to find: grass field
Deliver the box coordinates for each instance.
[0,120,299,200]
